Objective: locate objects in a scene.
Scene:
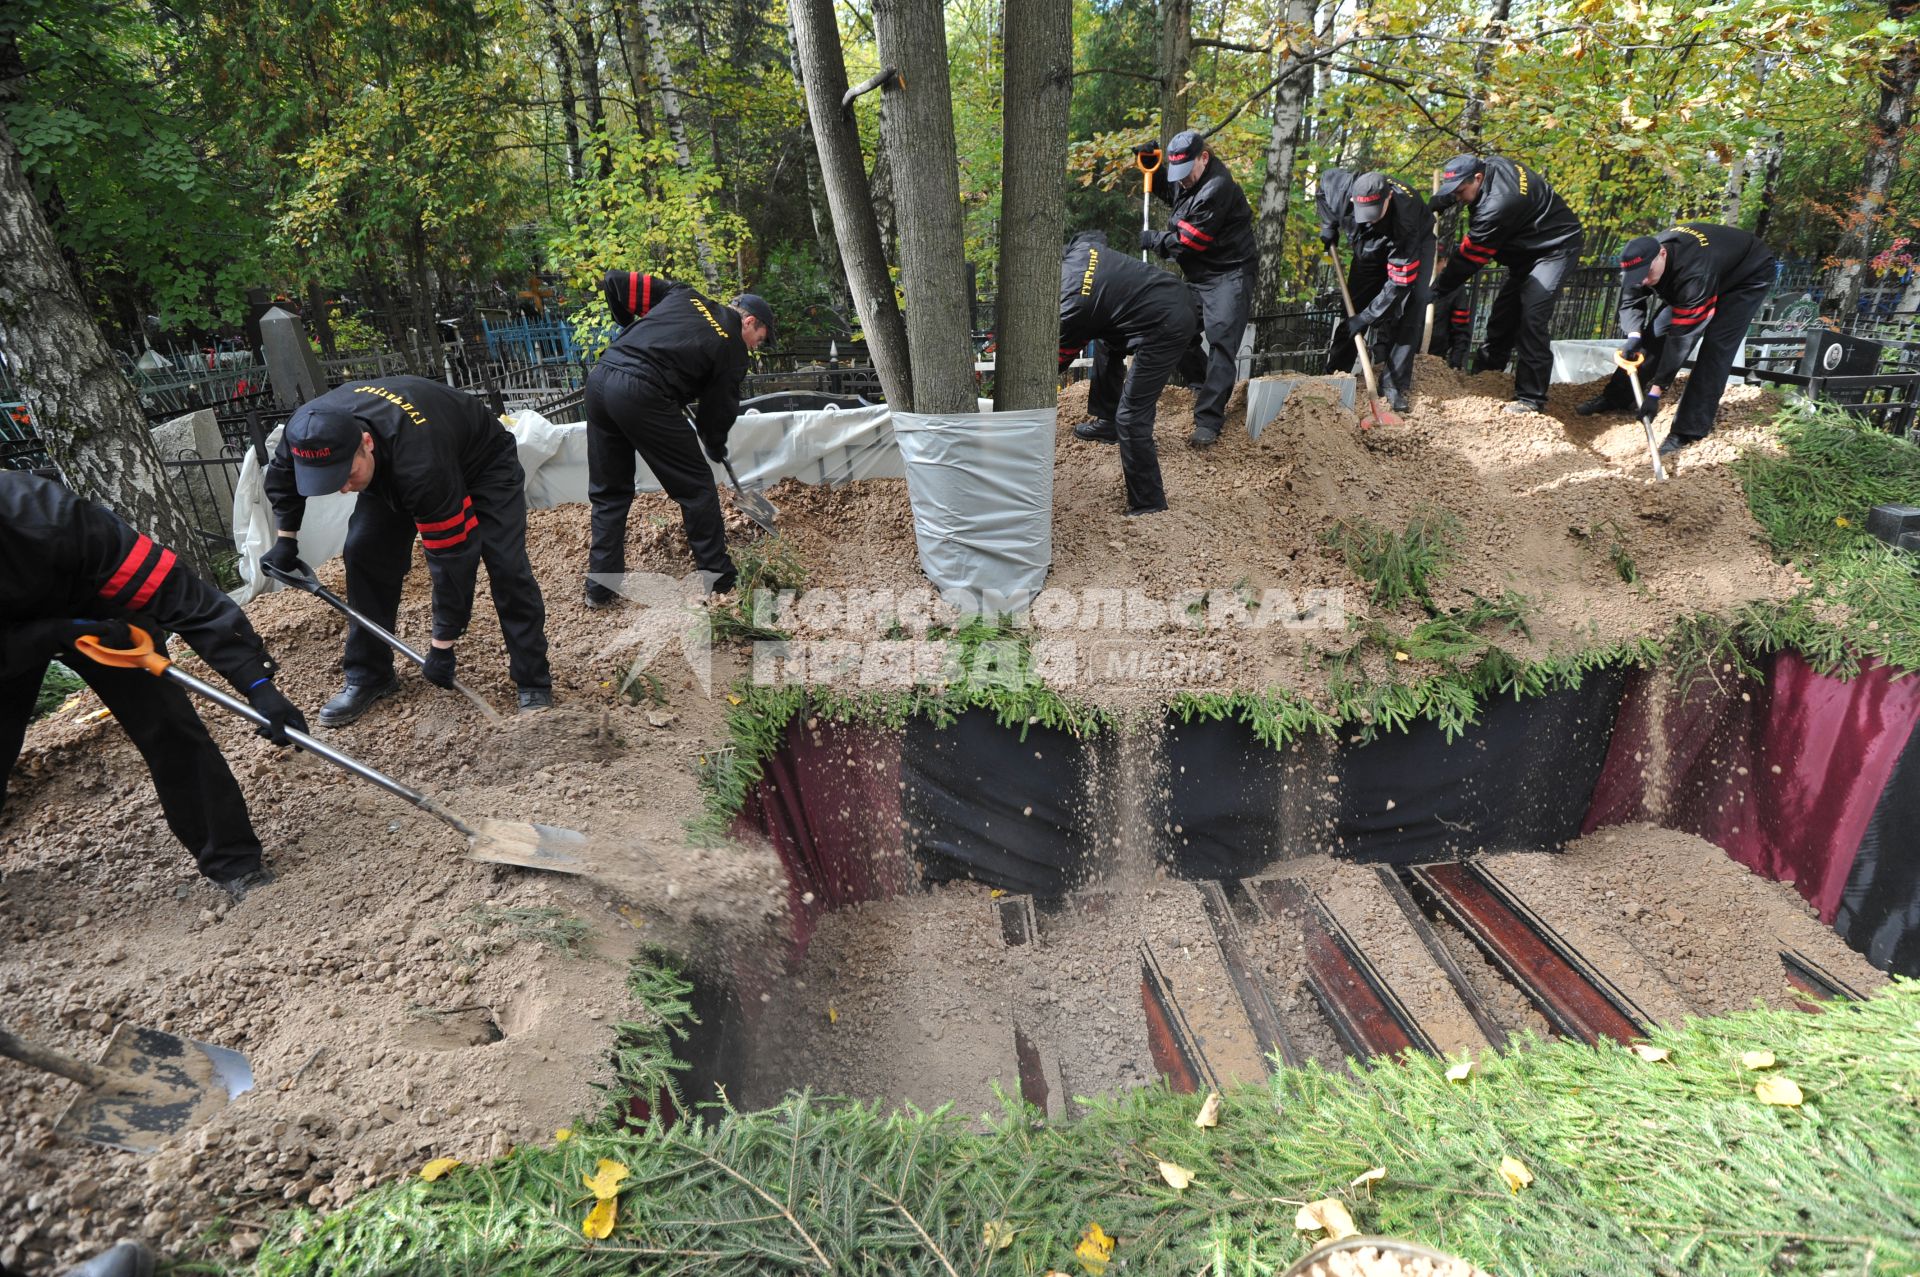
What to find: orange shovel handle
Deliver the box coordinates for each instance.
[1613,350,1645,372]
[73,625,171,677]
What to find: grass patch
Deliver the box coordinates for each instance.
[256,977,1920,1276]
[457,906,590,958]
[33,660,85,721]
[706,536,809,644]
[1323,508,1460,612]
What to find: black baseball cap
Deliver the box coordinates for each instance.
[732,293,776,343]
[1433,154,1485,205]
[1619,235,1663,288]
[1351,172,1393,224]
[284,405,363,497]
[1165,129,1206,182]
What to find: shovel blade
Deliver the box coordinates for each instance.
[466,817,590,875]
[735,489,778,534]
[56,1023,253,1155]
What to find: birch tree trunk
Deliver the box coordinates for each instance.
[872,0,974,413]
[0,108,211,575]
[992,0,1070,411]
[542,3,584,180]
[1253,0,1318,314]
[1158,0,1193,143]
[637,0,719,288]
[788,0,912,407]
[1825,5,1920,320]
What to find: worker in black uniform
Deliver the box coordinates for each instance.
[583,285,774,602]
[1,472,304,899]
[1315,166,1388,377]
[1342,172,1434,413]
[1059,230,1199,516]
[1428,245,1475,369]
[1578,223,1778,456]
[602,267,685,329]
[1429,154,1586,414]
[261,375,553,725]
[1133,129,1257,448]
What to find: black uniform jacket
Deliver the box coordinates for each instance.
[264,377,516,643]
[594,285,750,456]
[1433,157,1584,294]
[1058,237,1194,366]
[1315,169,1384,262]
[1147,157,1257,281]
[0,471,273,687]
[1619,222,1776,388]
[1352,178,1434,329]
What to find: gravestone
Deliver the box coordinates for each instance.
[260,306,326,409]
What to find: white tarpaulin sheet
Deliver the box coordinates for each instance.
[1245,374,1358,439]
[893,408,1054,607]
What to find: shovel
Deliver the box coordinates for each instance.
[1328,248,1400,429]
[73,628,590,875]
[1136,145,1163,262]
[1613,350,1669,481]
[0,1021,252,1155]
[261,560,504,723]
[685,411,778,533]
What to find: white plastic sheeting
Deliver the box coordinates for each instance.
[893,408,1055,608]
[1245,374,1358,439]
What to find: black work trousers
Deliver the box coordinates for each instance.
[1429,285,1474,369]
[1177,268,1253,438]
[585,363,734,587]
[1088,306,1198,513]
[1324,255,1388,375]
[342,443,550,689]
[1589,269,1773,439]
[1373,239,1434,401]
[1477,239,1582,405]
[1,645,262,882]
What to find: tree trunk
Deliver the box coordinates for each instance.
[1254,0,1318,314]
[1825,10,1920,319]
[872,0,975,413]
[1751,133,1785,243]
[992,0,1071,411]
[307,279,335,357]
[1460,0,1513,143]
[545,8,584,181]
[637,0,719,288]
[788,0,912,408]
[571,9,610,178]
[1158,0,1192,143]
[781,10,851,313]
[870,94,899,267]
[0,110,211,575]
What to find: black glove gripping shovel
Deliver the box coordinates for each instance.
[0,1021,252,1154]
[685,411,778,533]
[74,627,588,875]
[262,559,503,723]
[1327,247,1400,429]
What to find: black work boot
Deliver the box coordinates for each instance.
[584,582,619,610]
[217,866,276,903]
[318,674,399,727]
[517,687,555,713]
[1187,426,1220,449]
[1502,398,1546,415]
[1388,388,1411,414]
[1072,419,1119,443]
[1657,432,1706,456]
[1575,394,1614,417]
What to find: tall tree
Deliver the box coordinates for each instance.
[781,10,851,313]
[0,63,209,573]
[872,0,974,413]
[1158,0,1193,143]
[1459,0,1513,144]
[570,5,612,179]
[638,0,718,287]
[788,0,911,407]
[1826,0,1920,319]
[540,1,585,181]
[992,0,1071,411]
[1253,2,1319,313]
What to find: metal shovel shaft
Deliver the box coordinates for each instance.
[1619,357,1668,481]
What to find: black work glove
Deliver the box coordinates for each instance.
[1346,314,1371,337]
[244,679,307,746]
[1638,386,1662,423]
[1620,333,1645,360]
[1139,228,1165,256]
[1320,229,1338,251]
[702,435,728,465]
[6,618,135,671]
[1132,140,1161,162]
[262,538,306,577]
[422,645,457,689]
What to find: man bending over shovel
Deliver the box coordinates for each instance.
[1,472,304,900]
[262,375,553,726]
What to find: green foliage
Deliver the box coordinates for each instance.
[1322,509,1461,613]
[32,661,84,721]
[457,905,590,958]
[706,537,810,644]
[256,978,1920,1276]
[598,952,697,1128]
[325,309,387,356]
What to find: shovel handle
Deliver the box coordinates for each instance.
[1327,247,1383,404]
[1613,350,1645,372]
[73,628,170,676]
[0,1026,116,1090]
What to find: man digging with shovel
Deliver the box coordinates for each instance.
[1340,172,1434,415]
[262,376,554,725]
[0,472,304,901]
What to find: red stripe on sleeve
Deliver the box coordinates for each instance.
[421,517,477,551]
[415,496,474,534]
[1178,232,1211,251]
[1177,219,1214,242]
[1672,296,1717,315]
[126,548,176,611]
[98,534,154,600]
[628,272,639,315]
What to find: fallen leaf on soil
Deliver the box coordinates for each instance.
[1741,1050,1776,1070]
[983,1220,1013,1251]
[1755,1076,1804,1107]
[1076,1222,1115,1274]
[419,1158,461,1181]
[1294,1198,1359,1241]
[583,1159,631,1199]
[1630,1043,1671,1062]
[827,1005,838,1025]
[1349,1166,1387,1192]
[1446,1059,1474,1082]
[582,1197,616,1239]
[1499,1156,1533,1193]
[554,1128,573,1143]
[1194,1091,1221,1128]
[1157,1160,1195,1190]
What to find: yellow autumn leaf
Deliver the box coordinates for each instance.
[1741,1050,1777,1070]
[1499,1156,1533,1193]
[419,1157,461,1182]
[828,1005,839,1025]
[582,1158,631,1199]
[1836,516,1852,528]
[727,693,744,705]
[1157,1160,1196,1190]
[1445,1059,1474,1082]
[983,1219,1014,1251]
[1075,1222,1115,1274]
[1349,1166,1387,1192]
[582,1196,616,1239]
[1194,1090,1221,1128]
[1630,1043,1671,1062]
[554,1128,573,1143]
[1294,1198,1359,1241]
[1756,1076,1804,1107]
[1394,650,1410,662]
